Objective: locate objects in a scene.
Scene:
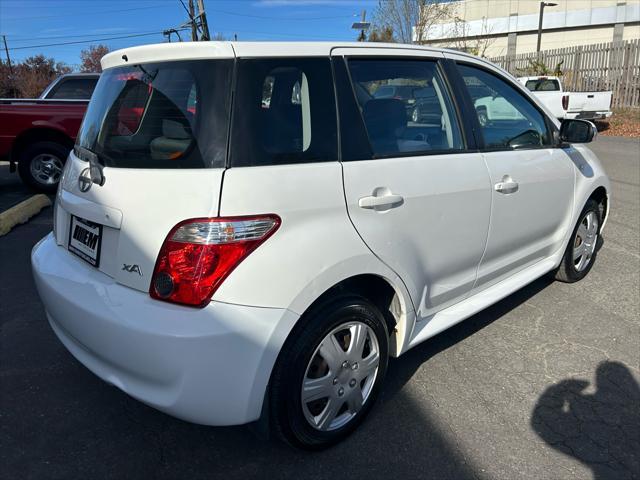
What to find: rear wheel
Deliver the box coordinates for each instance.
[269,295,388,449]
[555,199,601,282]
[18,141,69,193]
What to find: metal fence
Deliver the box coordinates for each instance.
[488,39,640,109]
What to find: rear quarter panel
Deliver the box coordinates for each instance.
[215,162,416,353]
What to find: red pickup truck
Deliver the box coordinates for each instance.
[0,73,99,192]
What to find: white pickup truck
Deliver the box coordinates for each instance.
[518,76,613,121]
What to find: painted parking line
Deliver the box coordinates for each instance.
[0,194,52,236]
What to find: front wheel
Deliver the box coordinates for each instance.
[269,295,389,449]
[554,199,602,282]
[18,141,69,193]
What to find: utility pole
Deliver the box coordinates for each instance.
[188,0,198,41]
[2,35,13,77]
[196,0,211,41]
[2,35,16,96]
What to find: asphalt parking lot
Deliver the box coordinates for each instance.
[1,136,638,479]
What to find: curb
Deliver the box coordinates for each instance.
[0,194,52,237]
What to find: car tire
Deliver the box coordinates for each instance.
[269,295,389,450]
[554,199,602,283]
[18,141,69,193]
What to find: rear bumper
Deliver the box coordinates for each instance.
[31,233,298,426]
[566,111,613,120]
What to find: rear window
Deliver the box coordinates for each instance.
[47,77,98,99]
[76,60,232,169]
[525,79,560,91]
[230,57,337,167]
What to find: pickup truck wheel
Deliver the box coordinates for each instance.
[269,295,388,449]
[18,141,69,193]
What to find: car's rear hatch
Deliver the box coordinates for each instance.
[53,52,234,294]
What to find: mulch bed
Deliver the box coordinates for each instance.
[595,109,640,138]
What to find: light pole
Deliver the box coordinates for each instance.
[352,10,370,42]
[537,2,557,54]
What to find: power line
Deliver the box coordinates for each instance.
[3,4,173,21]
[6,29,189,51]
[6,29,180,43]
[205,8,357,21]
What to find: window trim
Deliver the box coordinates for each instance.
[329,56,343,162]
[451,60,559,153]
[339,55,471,161]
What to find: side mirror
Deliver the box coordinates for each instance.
[560,119,597,144]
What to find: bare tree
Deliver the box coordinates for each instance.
[444,16,496,57]
[371,0,456,44]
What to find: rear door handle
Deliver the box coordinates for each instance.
[494,175,519,194]
[359,192,404,210]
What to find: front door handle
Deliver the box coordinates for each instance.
[358,188,404,211]
[494,175,519,194]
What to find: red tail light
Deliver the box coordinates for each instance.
[150,215,280,307]
[562,94,569,111]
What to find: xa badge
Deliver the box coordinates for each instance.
[122,264,143,276]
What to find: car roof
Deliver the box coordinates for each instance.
[101,41,473,71]
[58,73,101,78]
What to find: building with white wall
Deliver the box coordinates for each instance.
[421,0,640,57]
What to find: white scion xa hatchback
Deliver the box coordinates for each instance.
[32,42,610,449]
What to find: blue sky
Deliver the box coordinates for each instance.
[0,0,377,67]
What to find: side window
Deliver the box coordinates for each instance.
[458,64,551,149]
[346,58,464,157]
[47,77,98,99]
[231,57,337,167]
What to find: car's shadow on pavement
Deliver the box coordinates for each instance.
[531,361,640,479]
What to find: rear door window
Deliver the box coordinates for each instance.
[230,57,337,167]
[76,60,232,169]
[346,58,464,157]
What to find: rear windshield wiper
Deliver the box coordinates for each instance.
[74,145,106,186]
